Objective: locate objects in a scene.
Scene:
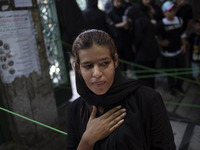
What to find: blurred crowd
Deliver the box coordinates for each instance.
[80,0,200,96]
[56,0,200,96]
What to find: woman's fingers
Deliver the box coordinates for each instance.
[89,105,97,120]
[110,118,124,132]
[85,105,126,142]
[102,105,123,118]
[98,105,126,131]
[101,106,126,123]
[109,111,126,127]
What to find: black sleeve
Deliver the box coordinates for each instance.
[149,91,176,150]
[66,100,80,150]
[187,33,195,61]
[136,87,176,150]
[156,20,164,38]
[186,5,193,20]
[133,18,145,50]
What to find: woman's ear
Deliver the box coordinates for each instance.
[114,53,119,68]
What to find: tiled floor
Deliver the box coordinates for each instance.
[155,76,200,150]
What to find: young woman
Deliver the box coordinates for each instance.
[66,29,176,150]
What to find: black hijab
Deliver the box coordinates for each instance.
[75,68,147,150]
[76,68,143,107]
[87,0,98,9]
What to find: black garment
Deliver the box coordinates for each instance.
[134,60,157,89]
[56,0,87,47]
[122,1,132,9]
[134,17,160,88]
[188,33,200,63]
[104,0,112,14]
[157,16,184,53]
[138,0,164,23]
[82,0,109,32]
[66,69,176,150]
[107,5,134,64]
[126,5,160,88]
[162,53,187,90]
[55,0,87,70]
[125,4,144,22]
[133,17,160,62]
[157,16,186,91]
[151,3,164,23]
[76,68,142,107]
[176,3,193,32]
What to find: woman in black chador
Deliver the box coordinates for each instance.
[66,29,176,150]
[82,0,109,33]
[106,0,134,71]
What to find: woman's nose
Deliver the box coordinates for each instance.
[93,66,102,78]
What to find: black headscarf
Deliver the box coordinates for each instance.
[125,4,145,21]
[87,0,98,8]
[68,68,175,150]
[75,68,148,150]
[76,68,143,107]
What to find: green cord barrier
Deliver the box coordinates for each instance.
[137,71,199,78]
[119,59,191,74]
[130,73,200,85]
[55,38,199,75]
[119,59,200,85]
[1,99,200,137]
[52,40,199,79]
[0,107,67,136]
[124,70,199,77]
[126,67,193,74]
[164,101,200,108]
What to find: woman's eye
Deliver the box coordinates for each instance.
[83,64,93,69]
[101,62,109,66]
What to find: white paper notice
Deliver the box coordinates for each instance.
[0,10,41,83]
[14,0,33,7]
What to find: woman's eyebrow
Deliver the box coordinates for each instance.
[80,57,111,65]
[100,57,111,61]
[80,61,91,65]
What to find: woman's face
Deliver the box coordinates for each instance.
[176,0,187,6]
[113,0,122,8]
[142,0,151,6]
[79,44,118,95]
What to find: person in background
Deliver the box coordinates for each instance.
[156,1,187,96]
[122,0,133,8]
[175,0,193,38]
[175,0,194,69]
[82,0,109,33]
[56,0,87,50]
[125,5,160,88]
[66,29,176,150]
[139,0,164,25]
[104,0,113,14]
[55,0,87,101]
[188,18,200,82]
[106,0,134,72]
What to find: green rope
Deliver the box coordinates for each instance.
[119,59,200,85]
[0,107,67,136]
[127,68,193,74]
[1,99,200,137]
[126,71,200,85]
[164,101,200,108]
[125,70,199,77]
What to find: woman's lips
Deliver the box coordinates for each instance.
[93,81,106,87]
